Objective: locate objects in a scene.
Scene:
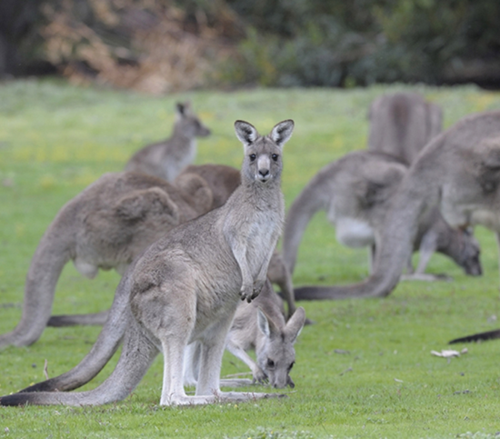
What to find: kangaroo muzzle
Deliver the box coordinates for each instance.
[257,155,271,182]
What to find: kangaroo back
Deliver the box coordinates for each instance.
[125,101,211,181]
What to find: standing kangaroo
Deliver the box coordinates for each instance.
[367,92,443,165]
[184,280,306,389]
[0,119,294,407]
[0,172,214,348]
[293,111,500,300]
[176,164,299,319]
[125,101,211,181]
[282,151,482,284]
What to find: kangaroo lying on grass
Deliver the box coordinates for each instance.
[0,172,214,348]
[367,92,443,165]
[293,110,500,300]
[184,280,306,389]
[282,150,482,284]
[0,119,294,406]
[177,164,299,320]
[125,101,211,181]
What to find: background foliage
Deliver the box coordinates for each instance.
[2,0,500,91]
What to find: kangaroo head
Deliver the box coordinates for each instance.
[175,101,211,138]
[234,120,294,185]
[456,227,482,276]
[256,306,306,388]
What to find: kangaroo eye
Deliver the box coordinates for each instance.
[249,154,257,161]
[267,359,275,368]
[288,361,295,371]
[272,154,279,162]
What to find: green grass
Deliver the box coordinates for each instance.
[1,78,500,438]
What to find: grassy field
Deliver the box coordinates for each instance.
[1,79,500,438]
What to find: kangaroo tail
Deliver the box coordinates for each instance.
[19,273,133,393]
[48,310,109,327]
[293,273,395,301]
[0,319,159,406]
[449,329,500,344]
[0,220,72,348]
[282,168,333,274]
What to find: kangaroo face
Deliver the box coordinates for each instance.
[234,120,294,185]
[458,227,482,276]
[257,337,296,388]
[256,307,305,389]
[176,101,211,138]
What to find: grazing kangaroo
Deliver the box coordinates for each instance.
[0,119,294,407]
[184,280,306,389]
[0,172,214,348]
[293,111,500,300]
[282,150,482,285]
[125,101,211,181]
[367,92,443,165]
[176,164,299,319]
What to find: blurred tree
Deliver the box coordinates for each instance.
[2,0,500,90]
[0,0,45,77]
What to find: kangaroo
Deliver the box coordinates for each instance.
[0,171,214,348]
[292,111,500,300]
[0,119,294,407]
[282,150,482,286]
[367,92,443,165]
[176,164,300,320]
[184,280,306,389]
[125,101,211,181]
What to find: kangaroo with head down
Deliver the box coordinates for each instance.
[293,111,500,300]
[282,150,482,285]
[184,280,306,389]
[0,171,214,348]
[125,101,211,181]
[0,119,294,407]
[177,164,300,320]
[367,91,443,166]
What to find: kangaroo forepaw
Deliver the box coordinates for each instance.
[252,367,268,385]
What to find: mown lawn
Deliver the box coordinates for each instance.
[1,79,500,438]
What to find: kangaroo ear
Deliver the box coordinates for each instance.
[284,307,306,344]
[176,102,187,117]
[270,119,294,148]
[257,308,280,339]
[257,309,271,338]
[234,120,258,147]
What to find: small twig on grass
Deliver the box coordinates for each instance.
[43,359,49,380]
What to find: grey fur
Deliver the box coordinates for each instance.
[0,172,213,347]
[0,119,294,406]
[367,92,443,165]
[125,101,211,181]
[293,111,500,300]
[283,151,481,285]
[178,164,299,319]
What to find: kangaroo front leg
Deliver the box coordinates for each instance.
[227,232,256,302]
[224,340,266,385]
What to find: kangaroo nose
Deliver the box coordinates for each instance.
[259,169,269,177]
